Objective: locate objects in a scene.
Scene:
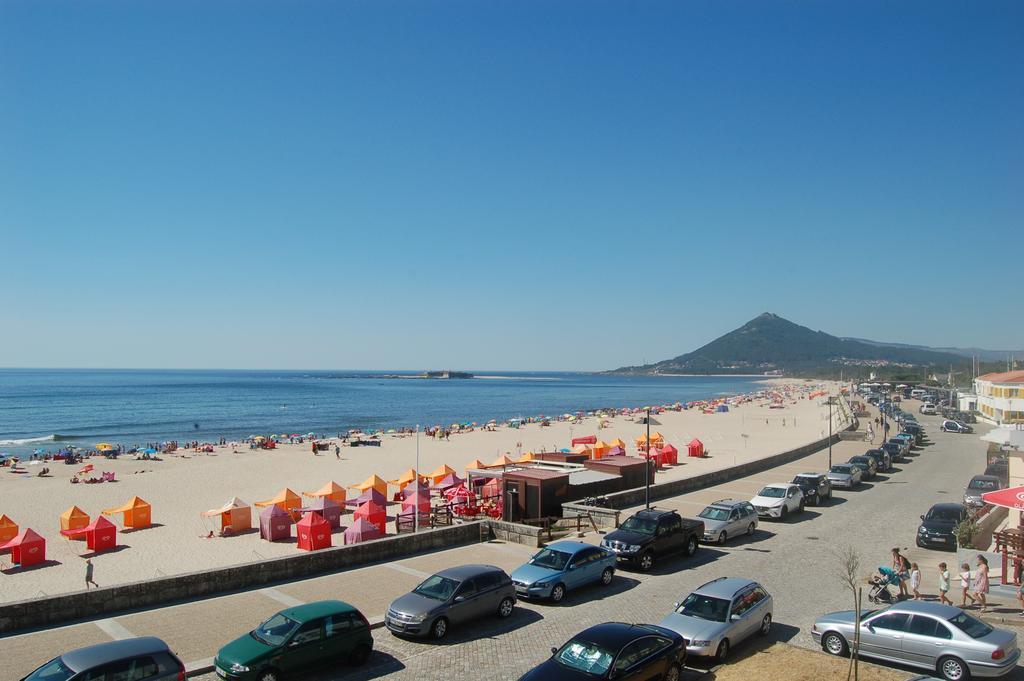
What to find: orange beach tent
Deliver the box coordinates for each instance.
[60,506,90,533]
[0,514,18,543]
[253,489,302,517]
[490,454,514,468]
[609,438,626,449]
[202,497,252,534]
[429,464,456,485]
[465,459,487,472]
[351,475,387,498]
[303,481,347,506]
[516,452,535,463]
[102,496,151,529]
[389,469,422,491]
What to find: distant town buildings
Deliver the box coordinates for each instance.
[974,371,1024,425]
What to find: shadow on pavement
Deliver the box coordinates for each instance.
[421,606,545,646]
[642,547,729,576]
[314,650,406,680]
[552,574,642,606]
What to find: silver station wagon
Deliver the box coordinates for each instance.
[813,600,1019,680]
[697,500,758,544]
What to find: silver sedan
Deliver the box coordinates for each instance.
[826,463,862,489]
[812,600,1019,680]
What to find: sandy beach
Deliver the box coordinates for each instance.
[0,380,844,603]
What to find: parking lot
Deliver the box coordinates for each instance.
[7,406,1021,681]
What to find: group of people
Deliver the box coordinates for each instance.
[890,548,996,613]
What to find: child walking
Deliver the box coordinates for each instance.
[938,562,952,605]
[909,562,921,600]
[959,563,977,608]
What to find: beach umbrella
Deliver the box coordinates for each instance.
[350,487,387,507]
[981,428,1024,449]
[402,490,431,515]
[982,486,1024,510]
[142,448,158,454]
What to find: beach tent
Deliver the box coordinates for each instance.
[259,505,293,541]
[62,516,117,553]
[591,441,610,460]
[402,480,430,499]
[202,497,252,534]
[389,469,422,491]
[0,528,46,567]
[481,478,502,501]
[351,475,388,498]
[716,404,729,413]
[354,501,387,535]
[95,443,115,451]
[572,444,592,456]
[428,464,456,485]
[609,438,626,449]
[516,452,535,463]
[299,497,342,529]
[660,444,679,466]
[571,435,597,446]
[350,487,387,508]
[102,496,151,529]
[343,517,383,545]
[607,446,625,457]
[401,490,431,516]
[431,473,465,490]
[465,459,487,472]
[0,515,18,543]
[688,439,705,458]
[650,432,665,444]
[302,481,347,506]
[59,506,90,533]
[296,512,332,551]
[253,489,302,517]
[490,454,514,468]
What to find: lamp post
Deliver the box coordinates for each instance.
[828,396,833,468]
[645,407,651,510]
[414,424,420,534]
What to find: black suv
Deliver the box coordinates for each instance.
[601,508,703,571]
[790,473,831,505]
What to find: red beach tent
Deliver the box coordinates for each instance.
[571,435,597,446]
[688,439,705,458]
[259,505,293,542]
[296,512,332,551]
[660,444,679,465]
[343,517,383,545]
[354,501,386,535]
[401,491,431,516]
[62,516,117,553]
[0,528,46,567]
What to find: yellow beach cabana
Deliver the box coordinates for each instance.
[465,459,487,472]
[389,469,422,491]
[609,438,626,449]
[102,496,152,529]
[490,454,514,468]
[303,481,347,506]
[202,497,252,534]
[0,514,19,542]
[351,475,388,498]
[60,506,90,533]
[516,452,535,463]
[591,441,611,460]
[429,464,457,485]
[253,489,302,517]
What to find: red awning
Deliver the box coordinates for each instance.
[981,486,1024,510]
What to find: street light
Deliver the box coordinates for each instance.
[414,424,420,534]
[645,407,651,510]
[828,396,833,468]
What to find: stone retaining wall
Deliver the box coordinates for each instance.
[485,518,546,547]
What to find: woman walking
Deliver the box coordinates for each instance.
[974,555,990,612]
[891,548,910,599]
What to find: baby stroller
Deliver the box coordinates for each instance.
[868,566,900,604]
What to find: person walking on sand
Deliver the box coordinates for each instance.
[334,444,340,459]
[938,562,952,605]
[909,563,922,600]
[974,555,990,612]
[85,558,98,589]
[959,563,977,608]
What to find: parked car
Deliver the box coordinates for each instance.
[697,499,758,544]
[601,508,703,571]
[986,458,1010,487]
[955,411,978,424]
[848,456,878,480]
[920,403,937,415]
[963,475,1003,510]
[750,484,804,520]
[903,423,926,444]
[385,564,516,639]
[892,432,915,451]
[511,541,617,602]
[22,638,185,681]
[517,622,687,681]
[658,577,773,663]
[215,601,372,680]
[826,463,862,489]
[791,473,832,505]
[879,441,903,465]
[813,600,1019,680]
[917,503,967,550]
[864,449,892,472]
[942,420,973,434]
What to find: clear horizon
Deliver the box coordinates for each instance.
[3,1,1021,370]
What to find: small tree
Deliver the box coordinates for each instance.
[835,545,863,681]
[954,517,980,549]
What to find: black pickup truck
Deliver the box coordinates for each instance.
[600,508,703,571]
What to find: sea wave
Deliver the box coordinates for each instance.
[0,434,59,446]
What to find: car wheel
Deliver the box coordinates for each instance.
[639,551,655,570]
[348,643,371,666]
[663,663,681,681]
[747,522,755,536]
[779,507,788,520]
[257,671,280,681]
[498,596,515,618]
[718,531,727,544]
[822,632,849,657]
[938,655,971,681]
[550,583,566,603]
[798,501,805,513]
[685,535,698,556]
[431,617,449,640]
[715,639,729,663]
[759,613,772,636]
[600,567,614,586]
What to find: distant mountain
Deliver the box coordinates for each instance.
[840,338,1024,363]
[609,313,966,375]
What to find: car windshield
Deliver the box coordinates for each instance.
[530,548,572,570]
[926,507,962,522]
[850,457,869,465]
[414,574,461,601]
[758,487,786,498]
[619,516,658,535]
[793,477,816,487]
[252,613,299,646]
[677,593,730,622]
[948,611,993,639]
[830,465,852,474]
[554,638,615,676]
[969,479,998,490]
[23,658,74,681]
[699,507,731,521]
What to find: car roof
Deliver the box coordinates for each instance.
[692,577,761,599]
[793,473,823,478]
[633,508,677,519]
[707,498,749,508]
[886,600,963,619]
[758,483,792,489]
[928,503,965,513]
[279,599,359,623]
[61,637,171,672]
[970,475,1001,483]
[545,540,597,553]
[435,564,505,580]
[572,622,679,648]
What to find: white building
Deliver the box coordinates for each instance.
[974,371,1024,425]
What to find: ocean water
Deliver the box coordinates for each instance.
[0,369,766,455]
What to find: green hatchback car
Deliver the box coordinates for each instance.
[214,600,373,681]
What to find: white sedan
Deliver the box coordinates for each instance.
[750,484,804,520]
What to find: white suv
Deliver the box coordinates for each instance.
[750,484,804,520]
[919,403,936,415]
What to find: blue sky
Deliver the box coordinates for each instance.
[2,1,1021,370]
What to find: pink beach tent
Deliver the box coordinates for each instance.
[298,497,342,529]
[343,517,383,545]
[259,505,293,542]
[354,501,387,535]
[688,439,705,458]
[430,473,465,491]
[660,444,679,465]
[349,487,387,508]
[401,490,431,516]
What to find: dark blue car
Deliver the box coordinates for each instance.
[517,622,686,681]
